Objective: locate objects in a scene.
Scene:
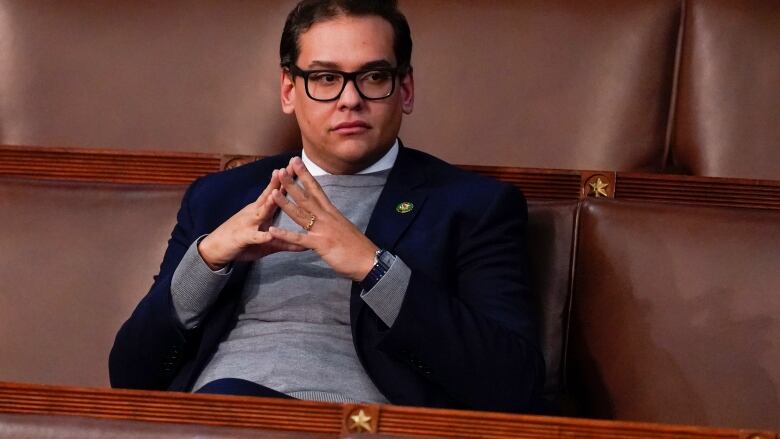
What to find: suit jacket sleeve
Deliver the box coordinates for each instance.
[375,183,545,413]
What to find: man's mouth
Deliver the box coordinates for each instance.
[332,121,371,134]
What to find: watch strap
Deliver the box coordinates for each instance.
[360,249,394,291]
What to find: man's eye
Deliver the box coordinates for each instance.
[310,73,340,84]
[362,71,391,82]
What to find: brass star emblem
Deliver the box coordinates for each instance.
[588,177,609,198]
[349,409,373,433]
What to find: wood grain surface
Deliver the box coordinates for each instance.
[0,382,776,439]
[4,145,780,209]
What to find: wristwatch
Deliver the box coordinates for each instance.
[360,249,395,291]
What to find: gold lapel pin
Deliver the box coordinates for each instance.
[396,201,414,214]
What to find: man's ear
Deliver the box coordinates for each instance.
[400,70,415,115]
[280,69,296,114]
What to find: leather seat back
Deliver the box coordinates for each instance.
[0,0,300,155]
[1,0,680,171]
[527,200,578,403]
[401,0,681,170]
[0,178,184,387]
[569,199,780,429]
[671,0,780,179]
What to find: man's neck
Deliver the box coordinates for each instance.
[301,140,400,177]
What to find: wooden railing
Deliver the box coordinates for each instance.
[3,144,780,209]
[0,382,776,438]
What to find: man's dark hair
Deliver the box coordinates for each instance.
[280,0,412,73]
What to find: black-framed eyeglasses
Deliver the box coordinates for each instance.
[286,64,401,102]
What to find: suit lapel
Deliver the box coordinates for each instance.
[364,145,428,252]
[352,146,428,329]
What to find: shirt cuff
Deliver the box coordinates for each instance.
[171,235,233,329]
[360,256,411,327]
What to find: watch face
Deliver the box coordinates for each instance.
[377,250,395,268]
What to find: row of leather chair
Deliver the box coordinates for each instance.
[0,0,778,179]
[532,198,780,430]
[2,172,777,430]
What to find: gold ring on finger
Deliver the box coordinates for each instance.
[304,214,316,231]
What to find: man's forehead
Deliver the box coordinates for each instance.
[296,15,396,69]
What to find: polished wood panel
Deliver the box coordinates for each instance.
[0,382,341,435]
[0,145,220,185]
[459,165,583,200]
[0,382,775,439]
[4,145,780,209]
[616,173,780,210]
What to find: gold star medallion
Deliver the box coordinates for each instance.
[349,409,373,433]
[588,177,609,198]
[396,201,414,214]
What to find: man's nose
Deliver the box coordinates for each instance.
[337,79,364,109]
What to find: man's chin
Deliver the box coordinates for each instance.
[326,141,388,173]
[332,139,379,158]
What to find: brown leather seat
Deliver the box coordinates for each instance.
[0,178,184,387]
[0,0,679,171]
[569,199,780,429]
[401,0,680,170]
[527,201,578,404]
[671,0,780,179]
[0,0,301,155]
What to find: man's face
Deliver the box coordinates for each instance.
[281,15,414,175]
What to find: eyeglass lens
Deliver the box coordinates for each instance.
[307,70,394,101]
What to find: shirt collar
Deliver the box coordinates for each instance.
[301,139,399,177]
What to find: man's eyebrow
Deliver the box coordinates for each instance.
[360,60,394,70]
[308,60,341,69]
[306,59,395,70]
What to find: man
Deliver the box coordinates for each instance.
[110,0,544,413]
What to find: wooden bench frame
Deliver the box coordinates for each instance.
[0,381,776,438]
[3,144,780,210]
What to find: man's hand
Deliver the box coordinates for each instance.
[198,168,306,270]
[268,157,378,282]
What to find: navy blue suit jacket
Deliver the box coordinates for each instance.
[109,146,545,413]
